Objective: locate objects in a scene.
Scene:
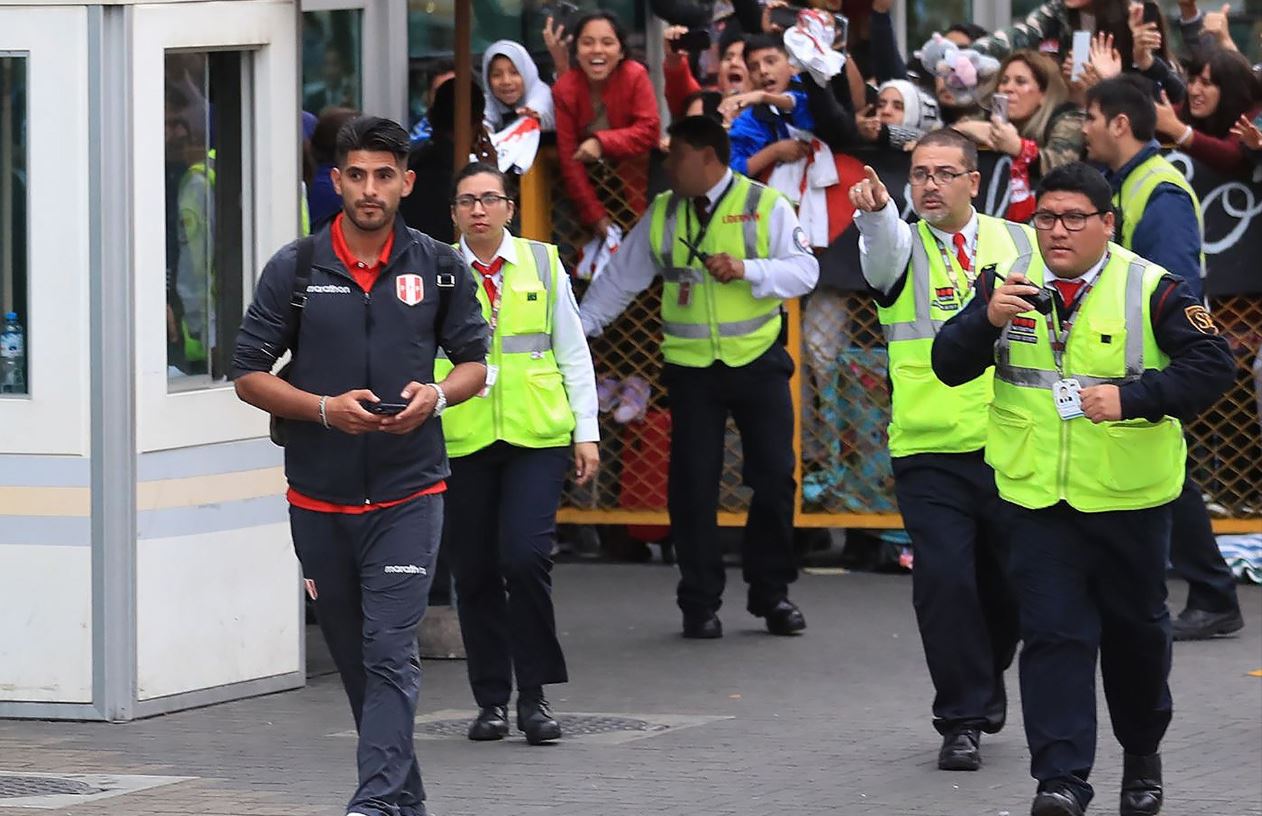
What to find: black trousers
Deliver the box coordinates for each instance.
[1171,473,1240,614]
[892,452,1020,736]
[1006,500,1174,809]
[663,343,798,618]
[291,495,441,816]
[444,442,569,708]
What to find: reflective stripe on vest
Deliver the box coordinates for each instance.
[995,257,1147,389]
[655,181,764,271]
[881,220,1032,343]
[435,239,554,361]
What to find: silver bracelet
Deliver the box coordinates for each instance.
[426,382,447,416]
[318,395,330,429]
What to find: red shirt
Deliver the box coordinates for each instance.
[288,215,445,514]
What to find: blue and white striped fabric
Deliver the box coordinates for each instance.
[1218,535,1262,584]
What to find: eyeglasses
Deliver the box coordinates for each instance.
[453,193,511,209]
[1031,210,1106,231]
[908,167,973,186]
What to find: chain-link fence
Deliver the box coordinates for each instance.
[519,147,1262,533]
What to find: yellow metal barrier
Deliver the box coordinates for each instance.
[519,147,1262,534]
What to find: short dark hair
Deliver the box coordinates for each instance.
[718,28,746,58]
[668,115,731,164]
[1036,161,1114,213]
[946,22,988,42]
[744,34,789,60]
[427,79,487,135]
[912,127,979,170]
[335,116,410,167]
[1085,76,1156,141]
[680,90,724,124]
[451,161,512,200]
[312,107,360,164]
[569,11,629,61]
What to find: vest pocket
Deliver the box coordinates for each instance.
[1075,316,1127,377]
[985,404,1036,479]
[524,369,574,438]
[504,279,548,333]
[1098,420,1175,492]
[890,362,946,432]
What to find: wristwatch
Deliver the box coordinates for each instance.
[426,382,447,416]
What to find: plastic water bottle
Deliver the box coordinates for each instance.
[0,312,26,394]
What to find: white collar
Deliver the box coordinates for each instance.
[924,209,979,252]
[1050,251,1109,287]
[703,170,735,208]
[459,228,517,268]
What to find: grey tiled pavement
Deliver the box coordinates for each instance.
[1,563,1259,816]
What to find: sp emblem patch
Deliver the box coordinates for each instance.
[1184,305,1218,335]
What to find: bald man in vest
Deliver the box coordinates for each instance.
[933,162,1235,816]
[1082,75,1244,642]
[580,115,819,639]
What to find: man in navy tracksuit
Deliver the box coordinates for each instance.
[1082,77,1244,642]
[232,117,489,816]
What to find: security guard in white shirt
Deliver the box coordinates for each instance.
[851,127,1027,772]
[438,162,600,746]
[580,115,820,639]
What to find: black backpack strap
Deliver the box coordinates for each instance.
[288,236,317,356]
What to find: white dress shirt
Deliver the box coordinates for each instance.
[856,200,980,295]
[460,230,600,443]
[579,169,821,336]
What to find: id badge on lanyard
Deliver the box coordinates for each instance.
[1046,265,1103,421]
[677,178,735,308]
[932,236,972,307]
[478,285,504,398]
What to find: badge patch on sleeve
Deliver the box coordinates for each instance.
[1184,305,1218,335]
[793,227,812,253]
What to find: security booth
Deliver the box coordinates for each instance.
[0,0,303,720]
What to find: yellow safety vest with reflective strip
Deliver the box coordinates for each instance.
[877,215,1034,458]
[435,237,575,458]
[648,175,783,367]
[1115,152,1205,277]
[986,244,1185,512]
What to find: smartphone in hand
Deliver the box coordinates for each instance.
[361,401,408,415]
[770,5,801,29]
[992,93,1009,123]
[1071,30,1091,81]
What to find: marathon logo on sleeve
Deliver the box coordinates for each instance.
[307,284,353,294]
[384,564,428,575]
[1008,315,1039,344]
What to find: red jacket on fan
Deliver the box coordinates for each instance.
[553,59,661,227]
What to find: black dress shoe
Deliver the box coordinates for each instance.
[1120,752,1163,816]
[1172,607,1244,641]
[761,599,806,636]
[1031,784,1086,816]
[938,729,981,771]
[516,689,562,745]
[682,613,723,639]
[466,705,509,741]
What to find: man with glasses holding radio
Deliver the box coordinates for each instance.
[851,127,1030,773]
[932,162,1234,816]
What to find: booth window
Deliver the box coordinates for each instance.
[0,56,27,396]
[906,0,972,57]
[302,10,363,114]
[164,51,248,390]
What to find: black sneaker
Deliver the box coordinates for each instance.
[1172,607,1244,641]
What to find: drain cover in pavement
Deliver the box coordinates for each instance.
[339,709,735,745]
[0,775,102,798]
[416,713,658,738]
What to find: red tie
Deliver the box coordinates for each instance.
[472,257,505,302]
[952,232,971,272]
[1051,278,1085,308]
